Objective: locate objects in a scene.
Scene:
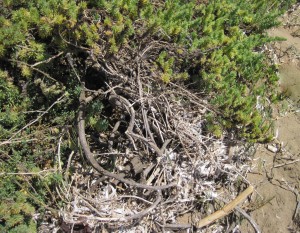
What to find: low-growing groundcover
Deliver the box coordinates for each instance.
[0,0,295,232]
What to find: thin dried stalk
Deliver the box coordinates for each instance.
[195,185,254,228]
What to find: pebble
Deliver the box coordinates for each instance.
[267,145,278,153]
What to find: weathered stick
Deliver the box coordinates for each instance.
[274,159,300,168]
[195,185,254,228]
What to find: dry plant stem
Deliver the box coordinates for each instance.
[31,51,64,67]
[294,198,300,220]
[66,52,81,82]
[169,82,217,113]
[280,179,300,220]
[77,86,176,190]
[119,195,153,204]
[137,63,155,142]
[125,191,162,221]
[0,169,57,176]
[70,190,162,222]
[235,206,261,233]
[9,59,59,83]
[158,223,192,230]
[57,134,63,171]
[64,151,74,182]
[85,84,122,103]
[0,138,38,145]
[109,92,164,157]
[274,158,300,168]
[195,185,254,228]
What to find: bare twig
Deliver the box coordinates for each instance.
[157,222,192,230]
[274,158,300,168]
[119,195,153,205]
[137,62,155,142]
[0,169,57,176]
[31,52,64,67]
[64,151,75,182]
[125,191,162,221]
[195,186,254,228]
[235,206,261,233]
[66,52,81,82]
[64,191,162,222]
[0,138,39,145]
[57,134,64,172]
[9,59,59,83]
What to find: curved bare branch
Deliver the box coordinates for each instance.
[77,85,176,191]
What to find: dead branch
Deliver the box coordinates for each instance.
[31,52,64,67]
[157,222,192,230]
[195,185,254,228]
[274,158,300,168]
[124,191,162,221]
[0,169,57,176]
[109,92,164,157]
[234,206,261,233]
[77,84,176,191]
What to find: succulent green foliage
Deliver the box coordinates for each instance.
[0,143,62,233]
[0,190,36,233]
[0,2,86,231]
[86,100,109,132]
[0,70,28,138]
[129,0,293,141]
[184,0,293,141]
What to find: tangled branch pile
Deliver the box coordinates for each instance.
[0,0,296,232]
[64,57,253,231]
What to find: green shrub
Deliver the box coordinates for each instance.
[0,189,36,233]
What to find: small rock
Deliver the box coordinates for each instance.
[267,145,278,153]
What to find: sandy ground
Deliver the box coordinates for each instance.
[241,6,300,233]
